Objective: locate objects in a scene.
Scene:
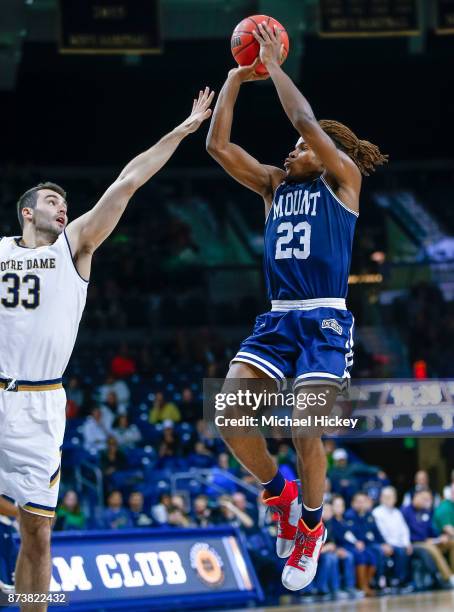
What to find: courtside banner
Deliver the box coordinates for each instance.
[9,527,262,610]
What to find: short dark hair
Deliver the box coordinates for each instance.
[16,182,66,229]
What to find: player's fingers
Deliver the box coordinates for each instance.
[203,109,212,120]
[206,90,215,107]
[202,85,210,101]
[280,43,286,61]
[199,86,210,105]
[263,23,274,38]
[259,22,271,41]
[252,29,264,43]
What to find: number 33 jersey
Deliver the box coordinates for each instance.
[264,176,358,301]
[0,232,88,380]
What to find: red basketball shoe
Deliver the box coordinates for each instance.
[262,480,301,558]
[281,518,327,590]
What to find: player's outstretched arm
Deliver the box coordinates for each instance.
[253,23,360,191]
[66,88,214,276]
[206,64,284,207]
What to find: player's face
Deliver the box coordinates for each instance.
[284,137,324,181]
[31,189,68,236]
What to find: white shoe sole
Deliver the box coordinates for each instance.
[281,528,328,591]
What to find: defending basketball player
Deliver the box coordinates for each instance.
[0,87,214,611]
[206,23,387,591]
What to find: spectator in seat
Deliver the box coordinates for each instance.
[149,391,181,424]
[112,415,142,449]
[195,419,221,454]
[206,453,238,495]
[434,483,454,538]
[193,495,216,527]
[128,491,153,527]
[100,436,128,477]
[187,441,214,468]
[98,373,131,414]
[55,490,86,531]
[66,376,84,410]
[232,492,258,526]
[372,486,413,589]
[215,494,254,530]
[323,439,337,470]
[102,490,132,530]
[442,469,454,501]
[151,493,172,525]
[103,391,124,418]
[111,344,136,379]
[345,493,393,590]
[82,406,111,454]
[180,387,200,422]
[331,495,378,597]
[328,449,386,504]
[157,421,182,468]
[168,495,192,528]
[66,399,79,419]
[402,490,454,586]
[402,470,441,507]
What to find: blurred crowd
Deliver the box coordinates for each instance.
[1,355,453,604]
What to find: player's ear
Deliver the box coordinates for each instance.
[22,207,34,222]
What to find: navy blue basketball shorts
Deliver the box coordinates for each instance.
[231,298,354,391]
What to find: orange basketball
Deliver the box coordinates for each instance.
[231,14,289,76]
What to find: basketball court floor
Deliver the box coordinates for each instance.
[231,590,454,612]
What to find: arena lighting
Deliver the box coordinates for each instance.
[348,274,383,284]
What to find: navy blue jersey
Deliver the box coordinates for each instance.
[264,176,358,300]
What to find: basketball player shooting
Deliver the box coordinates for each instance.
[206,22,387,591]
[0,87,214,611]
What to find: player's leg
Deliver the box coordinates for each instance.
[281,383,338,590]
[220,362,301,558]
[15,508,52,611]
[293,384,338,522]
[221,362,277,482]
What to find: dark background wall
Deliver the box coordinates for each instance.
[1,31,452,167]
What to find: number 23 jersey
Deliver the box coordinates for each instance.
[264,176,358,301]
[0,232,88,380]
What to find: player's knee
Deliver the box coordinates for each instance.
[20,515,51,557]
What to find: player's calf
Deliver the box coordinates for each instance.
[15,509,53,611]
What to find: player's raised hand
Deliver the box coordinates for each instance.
[181,87,215,134]
[252,22,285,68]
[228,58,270,83]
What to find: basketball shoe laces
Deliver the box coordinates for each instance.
[292,531,318,570]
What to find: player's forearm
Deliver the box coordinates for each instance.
[119,124,189,190]
[206,75,240,152]
[267,62,316,131]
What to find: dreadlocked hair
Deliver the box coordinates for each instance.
[318,119,388,176]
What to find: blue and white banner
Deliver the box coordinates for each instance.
[4,527,262,610]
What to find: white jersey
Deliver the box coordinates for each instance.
[0,231,87,381]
